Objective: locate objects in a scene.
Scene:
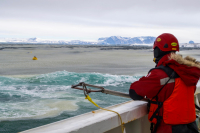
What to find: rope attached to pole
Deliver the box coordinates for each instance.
[81,83,125,133]
[85,95,125,133]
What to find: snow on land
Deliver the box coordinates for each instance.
[180,43,200,48]
[0,37,199,47]
[130,43,153,46]
[139,37,144,41]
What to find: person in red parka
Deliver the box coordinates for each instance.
[129,33,200,133]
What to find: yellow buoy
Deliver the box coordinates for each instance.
[32,56,37,60]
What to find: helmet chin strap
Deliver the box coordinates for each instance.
[153,58,156,62]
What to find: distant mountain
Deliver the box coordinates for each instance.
[98,36,156,45]
[28,37,37,42]
[0,36,156,45]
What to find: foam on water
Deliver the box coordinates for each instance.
[0,99,78,121]
[0,71,139,121]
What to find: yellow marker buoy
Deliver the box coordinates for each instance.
[32,56,37,60]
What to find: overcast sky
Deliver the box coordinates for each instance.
[0,0,200,43]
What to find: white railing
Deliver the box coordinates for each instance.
[20,100,150,133]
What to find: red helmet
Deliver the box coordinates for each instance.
[153,33,179,52]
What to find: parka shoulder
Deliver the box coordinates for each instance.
[169,53,200,69]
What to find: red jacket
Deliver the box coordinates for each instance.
[129,54,200,133]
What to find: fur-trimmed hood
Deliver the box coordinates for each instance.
[161,53,200,86]
[169,53,200,69]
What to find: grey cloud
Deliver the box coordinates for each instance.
[1,0,200,14]
[0,0,200,31]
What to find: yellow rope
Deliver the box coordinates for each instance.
[85,95,125,133]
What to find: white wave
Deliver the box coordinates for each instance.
[0,71,138,121]
[95,73,138,86]
[0,85,73,99]
[79,77,87,83]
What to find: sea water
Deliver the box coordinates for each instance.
[0,71,142,132]
[1,49,200,133]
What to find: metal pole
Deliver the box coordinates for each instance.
[72,82,131,99]
[102,89,131,99]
